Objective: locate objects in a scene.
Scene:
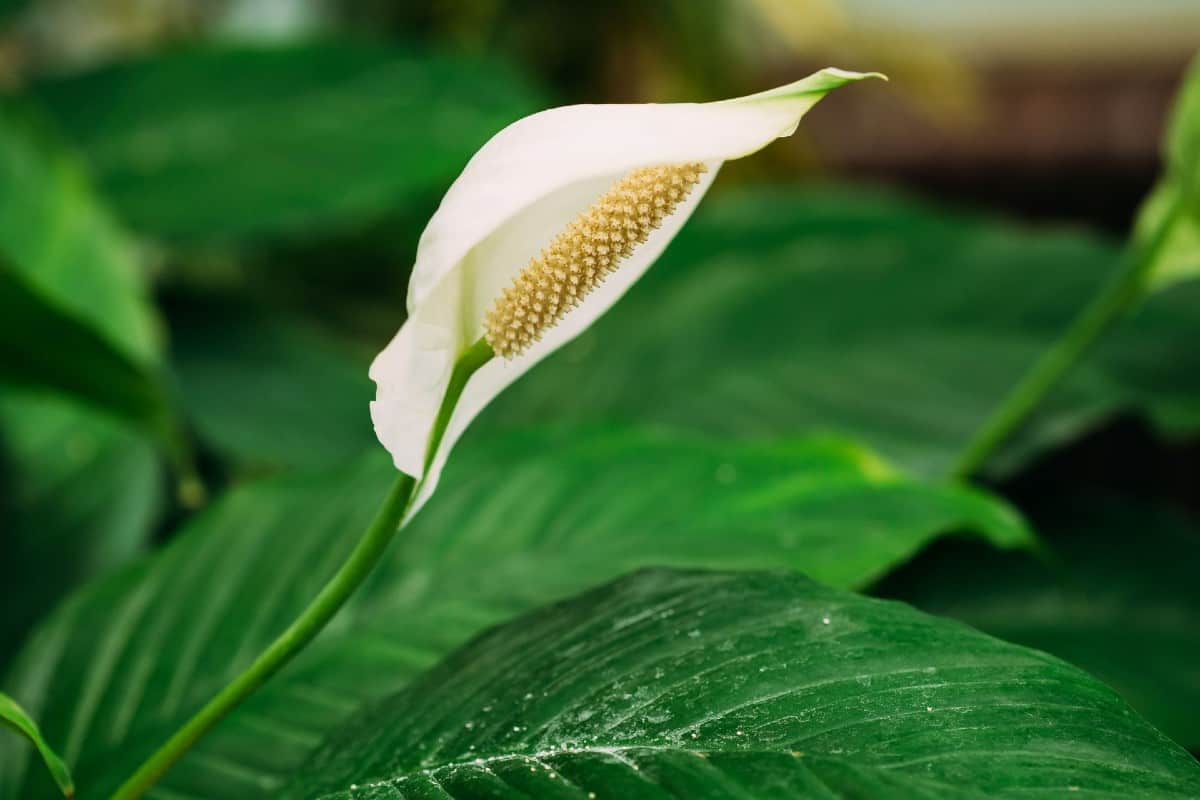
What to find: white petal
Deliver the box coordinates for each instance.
[369,68,882,513]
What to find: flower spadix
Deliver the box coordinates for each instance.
[370,68,883,513]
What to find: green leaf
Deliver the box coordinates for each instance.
[0,391,162,668]
[34,42,545,241]
[1087,279,1200,436]
[374,425,1031,598]
[0,693,72,798]
[1165,53,1200,206]
[1134,181,1200,291]
[1131,56,1200,291]
[0,266,172,437]
[0,105,158,366]
[0,426,1028,799]
[290,569,1200,799]
[0,106,174,438]
[479,185,1200,477]
[169,297,376,469]
[876,495,1200,750]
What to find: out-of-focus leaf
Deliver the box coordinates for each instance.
[1090,281,1200,436]
[876,495,1200,750]
[34,42,545,241]
[291,569,1200,799]
[0,105,157,365]
[479,186,1200,477]
[0,106,174,439]
[0,425,1029,799]
[0,693,71,798]
[1135,181,1200,291]
[0,390,161,667]
[0,265,172,438]
[169,297,375,470]
[1132,57,1200,291]
[1165,54,1200,205]
[0,0,29,24]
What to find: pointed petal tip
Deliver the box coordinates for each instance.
[735,67,887,105]
[821,67,888,83]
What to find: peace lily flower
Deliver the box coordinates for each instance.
[370,68,883,513]
[111,70,884,799]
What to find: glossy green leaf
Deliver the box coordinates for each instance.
[0,426,1028,799]
[34,42,544,241]
[479,185,1200,476]
[0,391,162,667]
[876,495,1200,750]
[0,693,71,798]
[291,569,1200,799]
[169,298,376,469]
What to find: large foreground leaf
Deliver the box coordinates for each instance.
[34,42,544,241]
[293,569,1200,799]
[877,495,1200,750]
[479,186,1200,477]
[0,391,162,667]
[0,426,1027,799]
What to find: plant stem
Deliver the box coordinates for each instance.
[424,338,494,474]
[951,199,1183,479]
[109,472,413,800]
[111,340,494,800]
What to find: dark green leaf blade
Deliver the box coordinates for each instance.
[0,105,173,438]
[34,42,544,241]
[0,391,162,667]
[0,426,1028,799]
[369,424,1032,602]
[0,693,72,798]
[0,267,172,435]
[0,104,158,366]
[876,495,1200,749]
[292,569,1200,799]
[169,298,376,470]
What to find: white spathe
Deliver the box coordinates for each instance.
[370,68,882,515]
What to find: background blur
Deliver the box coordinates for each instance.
[2,0,1199,767]
[6,0,1199,229]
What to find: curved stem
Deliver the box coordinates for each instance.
[951,198,1183,479]
[110,472,413,800]
[111,340,494,800]
[424,338,494,474]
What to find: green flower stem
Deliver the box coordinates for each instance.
[952,197,1184,479]
[424,337,494,473]
[111,339,494,800]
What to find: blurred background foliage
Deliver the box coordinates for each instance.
[0,2,1198,797]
